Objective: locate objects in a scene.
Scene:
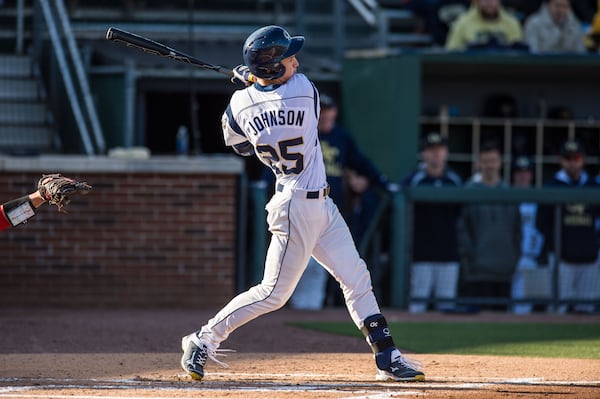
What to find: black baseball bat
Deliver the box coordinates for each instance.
[105,27,233,77]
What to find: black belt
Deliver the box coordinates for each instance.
[276,183,330,199]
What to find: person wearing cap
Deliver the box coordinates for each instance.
[316,94,390,205]
[457,141,522,311]
[511,155,544,314]
[400,132,463,313]
[536,139,599,313]
[289,93,389,310]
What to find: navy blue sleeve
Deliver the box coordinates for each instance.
[232,141,254,156]
[310,82,319,120]
[225,104,246,139]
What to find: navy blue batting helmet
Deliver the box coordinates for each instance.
[243,25,304,79]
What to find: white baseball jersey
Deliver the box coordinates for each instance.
[222,74,327,190]
[196,73,381,349]
[519,203,543,257]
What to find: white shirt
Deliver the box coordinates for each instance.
[520,202,544,257]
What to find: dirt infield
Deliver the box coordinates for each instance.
[1,307,599,399]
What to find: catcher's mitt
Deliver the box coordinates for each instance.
[37,173,92,213]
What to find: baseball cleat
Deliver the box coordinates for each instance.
[180,333,209,381]
[375,350,425,382]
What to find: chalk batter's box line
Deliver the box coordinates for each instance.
[1,374,600,387]
[0,374,598,399]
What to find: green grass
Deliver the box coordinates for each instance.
[288,321,600,359]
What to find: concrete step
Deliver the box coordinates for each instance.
[0,78,39,101]
[0,54,32,78]
[0,102,48,124]
[0,125,54,151]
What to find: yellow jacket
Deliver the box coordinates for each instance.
[445,6,524,51]
[585,0,600,51]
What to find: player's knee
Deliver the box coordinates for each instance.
[252,282,289,309]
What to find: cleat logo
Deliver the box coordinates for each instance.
[390,366,399,372]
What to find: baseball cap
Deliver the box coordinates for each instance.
[512,155,533,171]
[560,139,585,157]
[422,132,447,149]
[319,93,337,110]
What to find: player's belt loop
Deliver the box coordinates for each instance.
[276,183,330,199]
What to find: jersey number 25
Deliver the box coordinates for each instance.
[257,137,304,175]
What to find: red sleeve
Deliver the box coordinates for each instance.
[0,205,10,232]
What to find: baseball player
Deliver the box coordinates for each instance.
[536,139,599,314]
[0,174,91,232]
[510,155,543,315]
[401,132,462,313]
[180,25,425,382]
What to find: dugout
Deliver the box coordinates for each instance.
[342,51,600,183]
[340,51,600,309]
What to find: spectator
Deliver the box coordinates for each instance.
[536,139,599,314]
[289,94,389,310]
[457,141,521,309]
[510,156,544,314]
[344,168,382,248]
[401,132,463,313]
[445,0,525,51]
[524,0,587,53]
[585,1,600,52]
[315,94,389,205]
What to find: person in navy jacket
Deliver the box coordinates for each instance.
[401,132,463,313]
[536,139,600,313]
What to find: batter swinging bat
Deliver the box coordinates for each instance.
[105,27,233,77]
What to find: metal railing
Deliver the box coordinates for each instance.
[246,184,600,311]
[15,0,25,54]
[346,0,430,48]
[246,182,392,298]
[421,115,600,187]
[31,0,105,155]
[347,0,378,26]
[391,186,600,310]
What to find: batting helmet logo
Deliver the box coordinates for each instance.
[243,25,304,79]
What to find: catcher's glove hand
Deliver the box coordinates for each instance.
[37,173,92,213]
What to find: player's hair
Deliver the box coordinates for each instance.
[479,140,501,155]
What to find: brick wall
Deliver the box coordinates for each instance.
[0,170,239,307]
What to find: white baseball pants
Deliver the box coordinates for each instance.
[557,260,599,313]
[409,261,459,313]
[198,186,380,348]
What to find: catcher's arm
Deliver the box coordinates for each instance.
[0,174,92,231]
[0,191,47,231]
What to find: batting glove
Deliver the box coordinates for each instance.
[231,65,254,86]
